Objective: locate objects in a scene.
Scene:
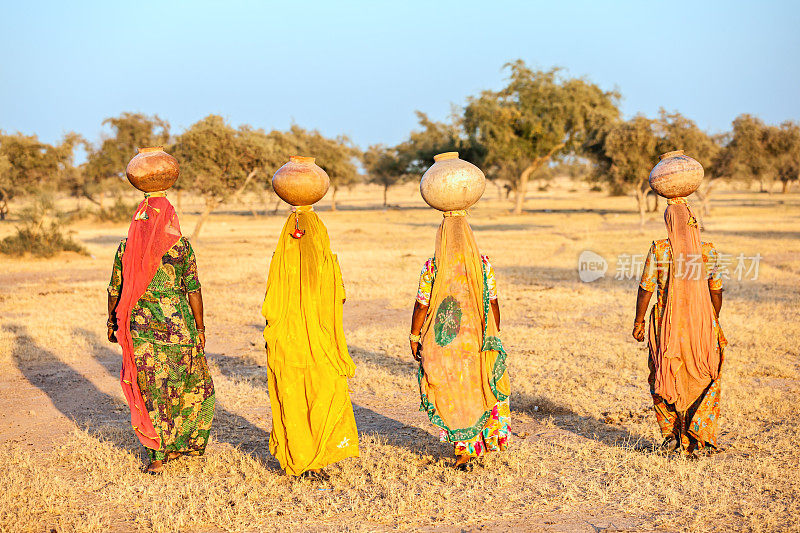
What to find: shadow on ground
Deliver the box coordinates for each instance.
[209,344,445,458]
[73,327,276,464]
[6,323,138,453]
[512,391,656,452]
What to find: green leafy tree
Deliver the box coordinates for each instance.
[0,154,11,220]
[715,114,773,191]
[655,110,721,215]
[463,60,620,214]
[172,115,277,239]
[309,133,361,211]
[601,115,659,226]
[268,126,362,211]
[83,113,170,206]
[0,131,83,218]
[363,144,410,207]
[396,111,472,173]
[597,110,720,223]
[768,121,800,193]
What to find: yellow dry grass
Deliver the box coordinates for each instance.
[0,182,798,532]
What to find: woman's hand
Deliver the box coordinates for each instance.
[198,330,206,351]
[410,340,421,362]
[632,322,646,342]
[107,326,118,344]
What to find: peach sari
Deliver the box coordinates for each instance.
[651,198,721,412]
[418,212,510,442]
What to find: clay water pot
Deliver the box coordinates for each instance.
[649,150,704,198]
[125,147,180,193]
[420,152,486,211]
[272,156,330,206]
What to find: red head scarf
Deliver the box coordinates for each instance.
[652,198,720,411]
[115,194,181,449]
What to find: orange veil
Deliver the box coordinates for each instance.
[651,198,721,411]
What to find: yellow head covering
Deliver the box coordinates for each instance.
[261,209,358,475]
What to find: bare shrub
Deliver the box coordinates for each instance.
[0,196,87,257]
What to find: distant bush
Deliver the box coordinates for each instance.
[95,197,137,222]
[0,196,88,258]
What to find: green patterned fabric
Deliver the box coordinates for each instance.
[434,296,462,347]
[109,237,215,460]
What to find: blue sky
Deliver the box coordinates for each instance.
[1,0,798,149]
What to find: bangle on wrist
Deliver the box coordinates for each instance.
[634,320,645,326]
[196,326,205,332]
[409,333,420,343]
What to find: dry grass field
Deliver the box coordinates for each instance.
[0,182,798,532]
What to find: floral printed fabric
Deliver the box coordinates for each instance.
[417,247,509,456]
[640,239,724,294]
[416,255,497,306]
[109,237,215,461]
[649,358,722,450]
[639,238,726,452]
[441,398,511,458]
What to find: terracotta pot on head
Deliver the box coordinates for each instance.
[648,150,704,199]
[420,152,486,211]
[272,156,330,206]
[125,147,180,193]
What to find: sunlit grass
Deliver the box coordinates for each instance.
[0,183,798,531]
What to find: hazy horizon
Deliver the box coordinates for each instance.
[2,0,799,148]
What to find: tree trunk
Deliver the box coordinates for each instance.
[331,186,338,211]
[383,185,388,207]
[634,186,647,229]
[512,142,565,215]
[513,166,533,215]
[191,197,219,241]
[230,169,259,206]
[176,189,183,216]
[646,191,659,213]
[695,178,719,217]
[0,187,8,220]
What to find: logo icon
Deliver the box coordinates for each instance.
[578,250,607,283]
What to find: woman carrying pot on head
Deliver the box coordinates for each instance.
[107,147,215,475]
[409,152,511,471]
[261,156,359,480]
[632,150,726,459]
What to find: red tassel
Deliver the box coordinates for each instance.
[290,213,305,239]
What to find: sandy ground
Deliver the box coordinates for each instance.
[0,183,798,532]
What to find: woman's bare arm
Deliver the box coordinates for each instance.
[107,294,119,343]
[490,299,501,330]
[632,287,653,342]
[710,287,723,317]
[410,301,428,361]
[188,289,206,350]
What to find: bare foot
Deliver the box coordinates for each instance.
[146,460,164,475]
[454,455,473,471]
[299,469,329,481]
[166,452,181,462]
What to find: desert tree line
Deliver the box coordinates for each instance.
[1,60,798,243]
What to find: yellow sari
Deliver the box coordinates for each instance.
[262,206,359,475]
